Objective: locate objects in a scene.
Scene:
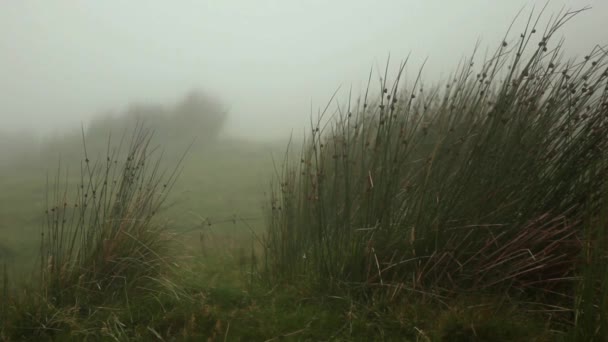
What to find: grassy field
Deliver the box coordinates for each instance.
[0,138,277,274]
[0,138,560,341]
[2,9,608,341]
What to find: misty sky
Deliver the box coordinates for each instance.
[1,1,606,140]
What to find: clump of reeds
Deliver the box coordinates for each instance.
[38,122,187,314]
[264,7,608,333]
[0,123,191,339]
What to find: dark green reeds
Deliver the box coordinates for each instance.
[39,122,187,309]
[264,8,608,336]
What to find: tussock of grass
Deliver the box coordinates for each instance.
[40,124,185,304]
[1,124,193,340]
[264,7,608,337]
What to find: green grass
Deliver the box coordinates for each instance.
[1,7,608,341]
[0,138,579,341]
[1,127,561,341]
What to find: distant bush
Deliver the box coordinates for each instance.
[173,91,227,138]
[28,90,226,167]
[86,90,227,149]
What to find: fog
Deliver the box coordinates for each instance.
[1,0,606,142]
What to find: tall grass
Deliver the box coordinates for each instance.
[264,7,608,333]
[41,124,187,304]
[573,174,608,340]
[0,124,190,339]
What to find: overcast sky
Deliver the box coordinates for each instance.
[1,0,606,140]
